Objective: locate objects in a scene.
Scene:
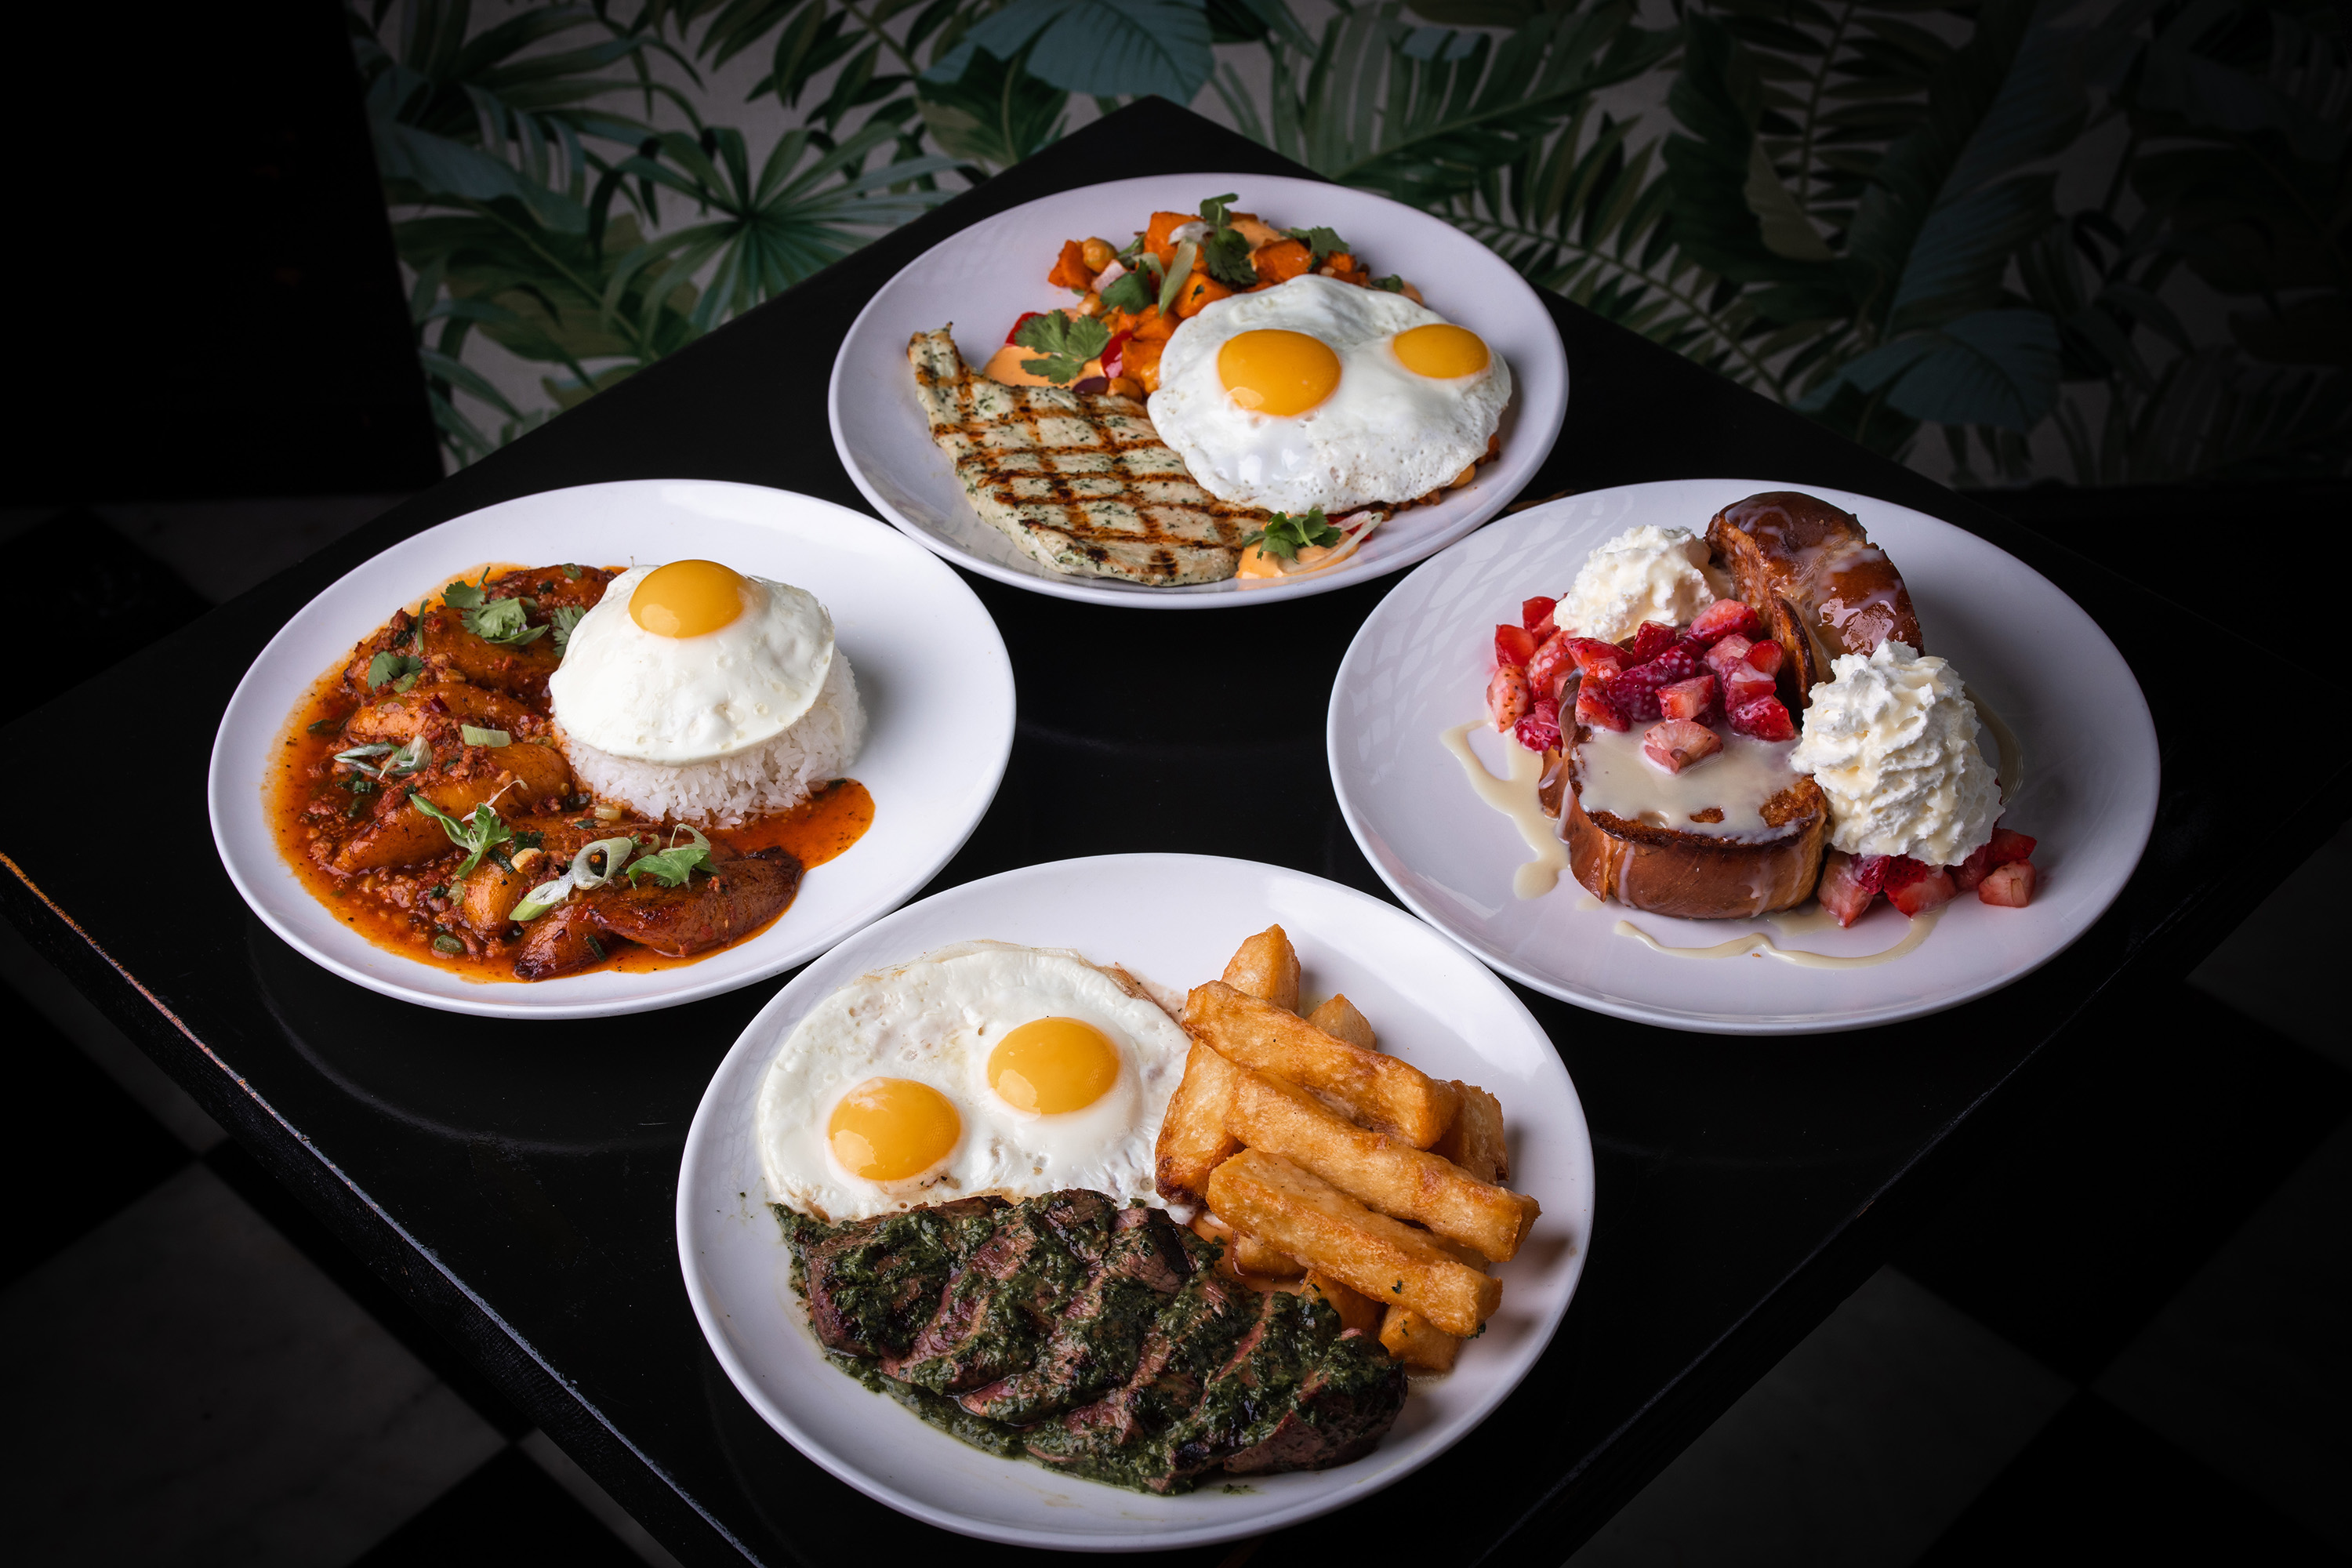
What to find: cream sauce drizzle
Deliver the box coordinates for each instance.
[1613,906,1941,968]
[1440,720,1570,898]
[1966,685,2025,804]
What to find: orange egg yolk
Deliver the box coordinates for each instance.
[630,559,746,637]
[987,1018,1120,1115]
[828,1077,960,1181]
[1218,329,1341,416]
[1392,323,1490,379]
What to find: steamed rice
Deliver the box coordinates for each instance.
[557,652,865,826]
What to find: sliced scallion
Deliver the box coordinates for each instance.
[511,877,572,922]
[459,724,511,747]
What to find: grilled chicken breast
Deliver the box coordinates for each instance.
[908,326,1271,586]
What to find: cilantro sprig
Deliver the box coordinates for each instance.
[1012,311,1112,384]
[408,796,514,877]
[549,604,586,658]
[1241,507,1343,561]
[1200,227,1257,289]
[1098,267,1155,314]
[624,825,714,889]
[367,652,424,692]
[441,572,548,647]
[1286,226,1351,266]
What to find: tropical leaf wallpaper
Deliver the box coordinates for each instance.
[354,0,2350,487]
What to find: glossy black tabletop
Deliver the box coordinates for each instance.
[5,100,2339,1566]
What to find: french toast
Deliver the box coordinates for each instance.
[1704,492,1922,706]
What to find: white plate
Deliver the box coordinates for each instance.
[829,173,1569,608]
[677,853,1593,1549]
[1328,479,2161,1034]
[208,480,1014,1019]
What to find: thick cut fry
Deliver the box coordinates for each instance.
[1305,993,1376,1051]
[1428,1082,1510,1185]
[1221,926,1301,1013]
[1206,1149,1500,1337]
[1380,1307,1462,1371]
[1301,1271,1383,1337]
[1183,982,1458,1147]
[1154,1041,1241,1204]
[1224,1065,1537,1261]
[1191,1212,1302,1279]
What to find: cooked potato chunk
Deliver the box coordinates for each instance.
[1181,981,1458,1147]
[1221,925,1301,1013]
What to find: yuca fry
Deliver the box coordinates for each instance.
[1183,982,1459,1148]
[1225,1064,1538,1261]
[1380,1306,1462,1371]
[1305,993,1376,1051]
[1301,1270,1383,1337]
[1222,926,1301,1013]
[1154,1041,1241,1204]
[1207,1149,1501,1338]
[1428,1082,1509,1185]
[1190,1212,1303,1279]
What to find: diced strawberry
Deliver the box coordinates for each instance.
[1486,665,1530,731]
[1744,639,1784,677]
[1883,855,1958,917]
[1610,647,1699,722]
[1659,673,1718,721]
[1515,696,1562,753]
[1850,855,1890,895]
[1006,310,1048,344]
[1988,827,2037,866]
[1494,624,1537,670]
[1703,634,1753,683]
[1689,599,1764,644]
[1525,631,1577,702]
[1642,719,1722,774]
[1565,637,1625,678]
[1724,664,1778,708]
[1816,851,1879,927]
[1576,680,1630,732]
[1621,622,1679,664]
[1979,861,2036,907]
[1522,596,1558,638]
[1728,695,1796,740]
[1951,840,1997,891]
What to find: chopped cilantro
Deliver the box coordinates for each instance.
[427,884,448,899]
[1373,274,1406,292]
[549,604,586,658]
[1011,311,1112,384]
[1098,267,1154,314]
[465,595,546,648]
[626,826,714,889]
[346,777,377,797]
[408,795,512,876]
[513,829,544,851]
[458,724,510,747]
[1197,191,1240,227]
[560,563,583,579]
[307,717,346,737]
[440,574,488,610]
[366,652,424,692]
[1200,227,1257,289]
[1285,225,1351,265]
[1241,507,1342,561]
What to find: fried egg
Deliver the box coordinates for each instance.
[1147,274,1512,515]
[547,560,833,765]
[754,942,1190,1222]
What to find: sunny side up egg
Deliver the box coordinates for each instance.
[1146,274,1512,517]
[547,559,835,765]
[754,942,1191,1223]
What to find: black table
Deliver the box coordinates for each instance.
[5,100,2334,1566]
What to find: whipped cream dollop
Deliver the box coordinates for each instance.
[1789,641,2000,865]
[1558,525,1722,644]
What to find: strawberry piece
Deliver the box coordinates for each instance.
[1642,719,1722,774]
[1522,596,1559,638]
[1883,856,1958,917]
[1659,673,1718,722]
[1979,861,2036,907]
[1816,851,1879,927]
[1486,666,1531,731]
[1621,622,1679,663]
[1525,631,1577,702]
[1576,680,1630,732]
[1689,599,1764,644]
[1988,827,2038,866]
[1724,664,1777,706]
[1565,637,1625,677]
[1744,639,1784,677]
[1515,696,1562,753]
[1494,624,1537,670]
[1703,634,1753,682]
[1951,840,1997,891]
[1728,695,1796,741]
[1610,648,1699,723]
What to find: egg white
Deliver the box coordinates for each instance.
[754,942,1191,1222]
[547,564,835,766]
[1147,274,1512,515]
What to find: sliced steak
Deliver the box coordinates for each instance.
[779,1198,1006,1359]
[1174,1294,1406,1479]
[884,1191,1112,1395]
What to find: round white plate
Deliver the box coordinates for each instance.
[1329,479,2161,1034]
[208,479,1015,1019]
[677,853,1593,1549]
[829,173,1569,608]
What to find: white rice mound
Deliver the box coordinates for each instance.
[556,653,865,826]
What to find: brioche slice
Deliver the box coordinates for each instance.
[1704,491,1922,705]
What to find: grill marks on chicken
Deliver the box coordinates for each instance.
[781,1191,1406,1494]
[908,328,1270,586]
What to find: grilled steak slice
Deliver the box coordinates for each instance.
[908,327,1269,586]
[884,1191,1114,1394]
[1170,1293,1406,1481]
[779,1198,1006,1359]
[958,1205,1193,1426]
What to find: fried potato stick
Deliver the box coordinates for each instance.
[1222,926,1301,1013]
[1301,1271,1384,1337]
[1182,981,1458,1147]
[1206,1149,1501,1337]
[1428,1082,1509,1185]
[1305,993,1376,1051]
[1380,1306,1462,1371]
[1155,1040,1242,1205]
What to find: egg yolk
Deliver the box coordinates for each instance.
[630,559,746,637]
[988,1018,1120,1115]
[1218,330,1341,416]
[828,1077,960,1181]
[1392,323,1490,379]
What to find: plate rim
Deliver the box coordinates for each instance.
[674,850,1594,1550]
[205,477,1016,1021]
[1326,476,2162,1035]
[826,171,1568,610]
